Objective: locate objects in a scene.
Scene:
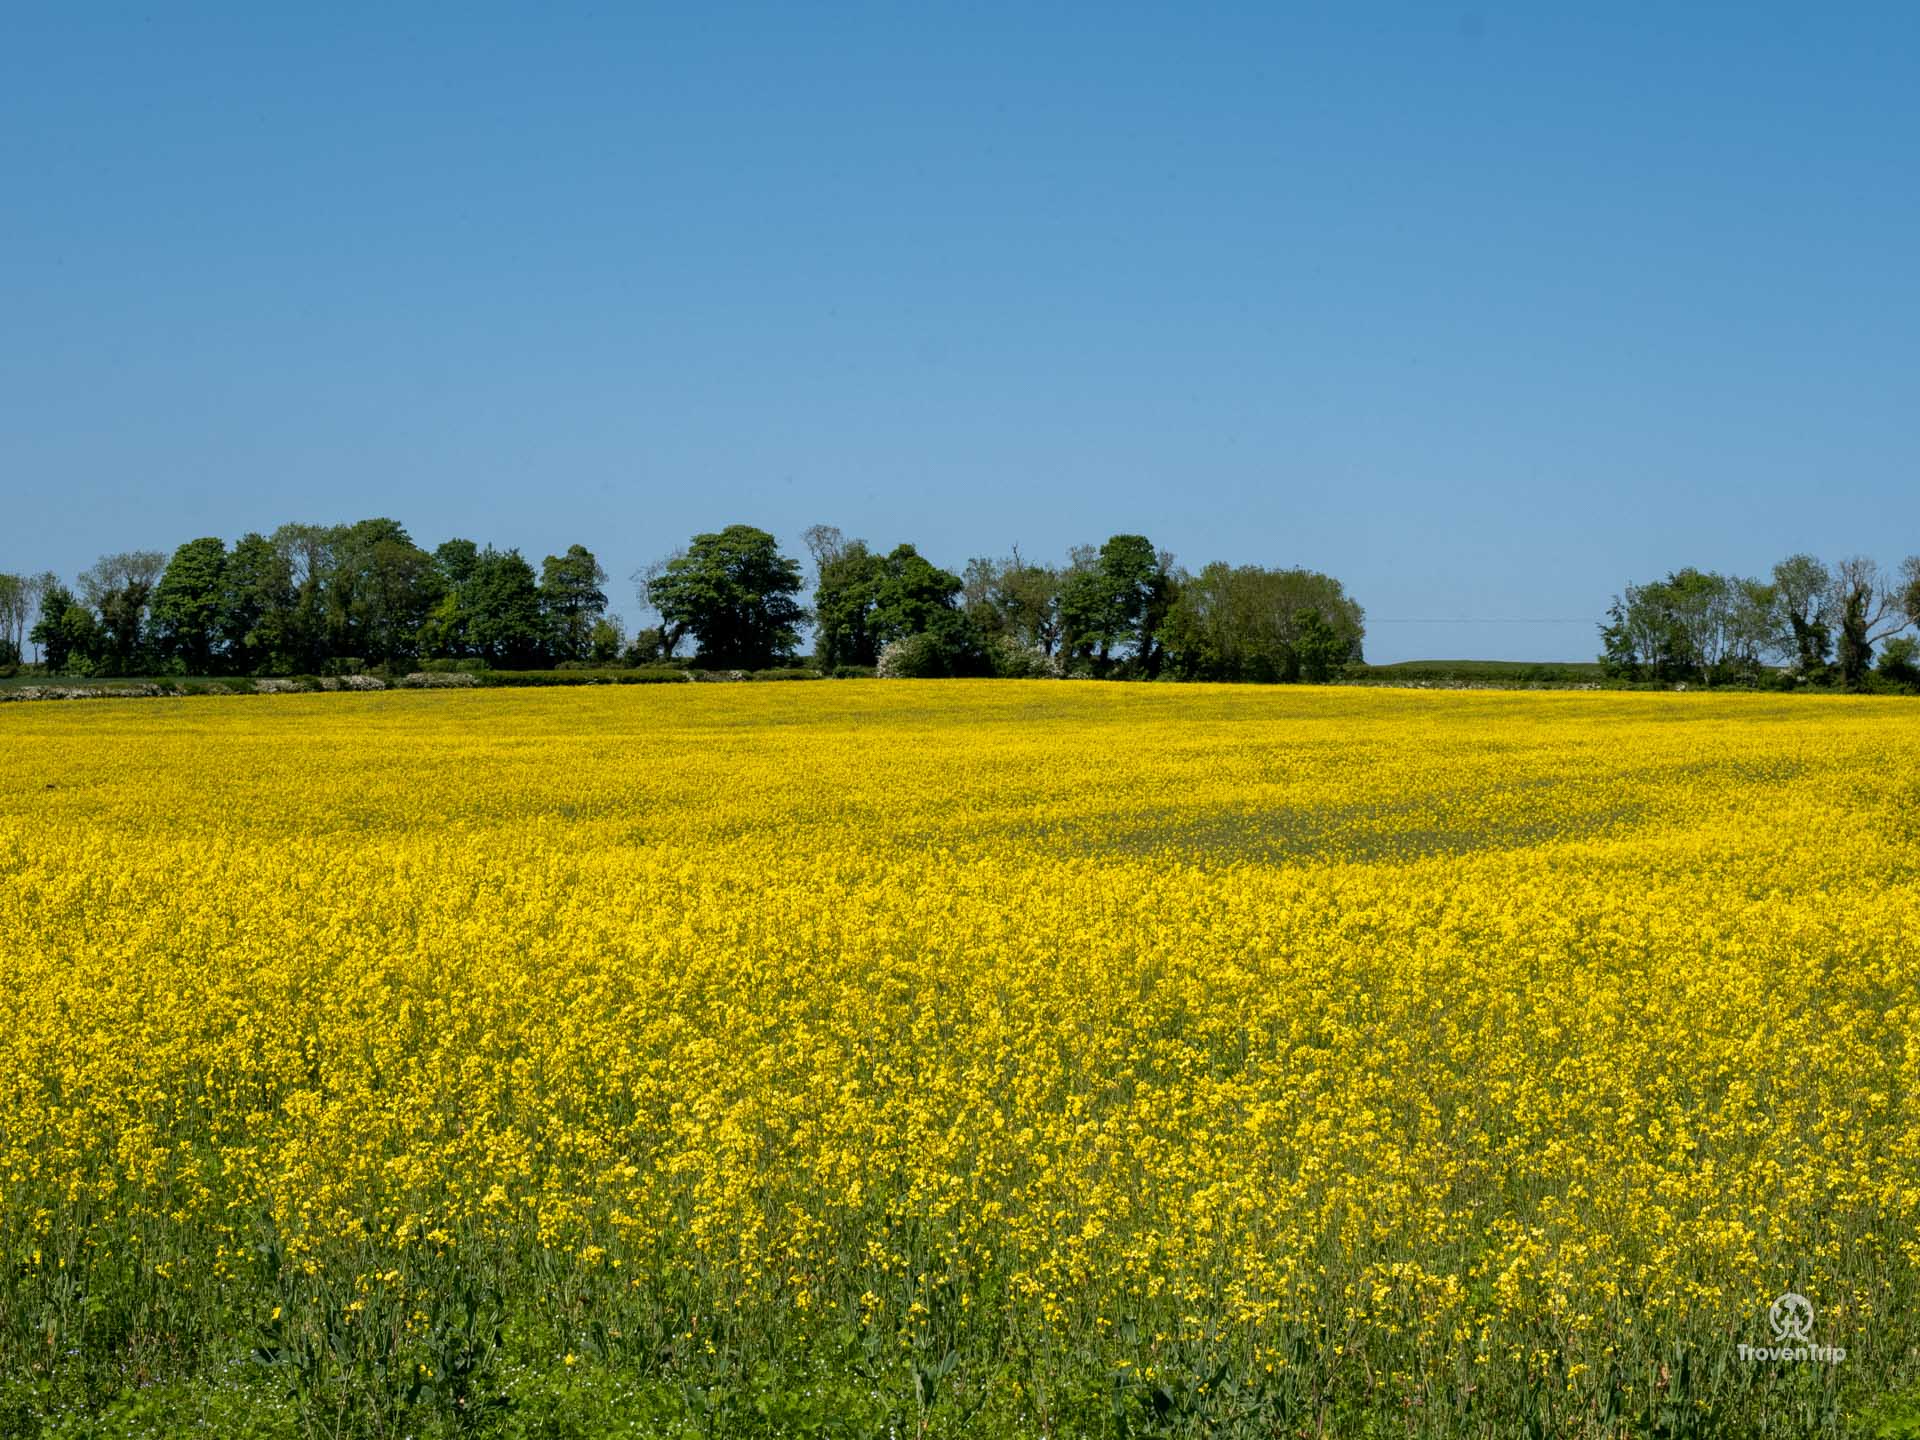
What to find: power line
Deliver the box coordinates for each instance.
[1368,618,1594,624]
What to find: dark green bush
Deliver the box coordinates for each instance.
[478,668,690,686]
[1880,637,1920,692]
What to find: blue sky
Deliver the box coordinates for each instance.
[5,2,1916,661]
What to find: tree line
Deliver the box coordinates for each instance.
[1601,553,1920,690]
[3,522,613,677]
[0,521,1366,683]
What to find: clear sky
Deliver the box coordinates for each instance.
[5,2,1916,662]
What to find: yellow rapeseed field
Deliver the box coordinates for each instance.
[2,682,1917,1436]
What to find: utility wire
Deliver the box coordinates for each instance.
[1367,618,1594,624]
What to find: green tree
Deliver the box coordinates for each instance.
[0,573,25,667]
[271,523,337,672]
[435,539,480,588]
[324,519,441,668]
[465,547,547,667]
[646,525,806,668]
[1601,577,1694,681]
[1899,556,1920,632]
[1770,554,1833,677]
[1293,608,1346,683]
[28,581,83,673]
[1879,635,1920,690]
[869,544,988,676]
[587,615,626,664]
[807,528,882,668]
[1059,535,1173,675]
[221,532,297,675]
[150,537,230,673]
[78,550,167,675]
[1162,564,1366,682]
[419,539,482,659]
[962,550,1061,656]
[540,544,609,661]
[1838,581,1873,691]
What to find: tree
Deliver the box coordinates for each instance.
[1162,564,1367,682]
[869,544,988,675]
[587,615,626,664]
[1057,535,1174,675]
[802,524,852,576]
[963,550,1062,655]
[1294,609,1346,683]
[646,526,806,668]
[1831,555,1911,646]
[1899,556,1920,632]
[271,523,337,672]
[1600,570,1756,683]
[435,539,480,588]
[465,548,547,667]
[1770,554,1833,676]
[0,573,26,667]
[23,573,58,664]
[420,539,483,659]
[1880,636,1920,691]
[78,550,167,674]
[1162,563,1290,681]
[540,544,609,662]
[222,533,296,675]
[1724,578,1779,684]
[810,536,881,668]
[150,538,230,673]
[322,519,441,668]
[632,552,688,660]
[28,581,82,673]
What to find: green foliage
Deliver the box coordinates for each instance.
[1058,535,1174,675]
[0,573,26,669]
[27,583,84,675]
[478,668,690,686]
[647,525,806,669]
[76,551,167,675]
[222,532,299,674]
[1160,563,1363,682]
[585,616,625,665]
[1839,581,1874,691]
[809,534,882,668]
[1292,608,1346,682]
[1878,636,1920,691]
[326,519,445,668]
[963,551,1062,657]
[1601,568,1779,685]
[810,531,989,676]
[150,537,230,674]
[540,545,609,662]
[465,549,548,668]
